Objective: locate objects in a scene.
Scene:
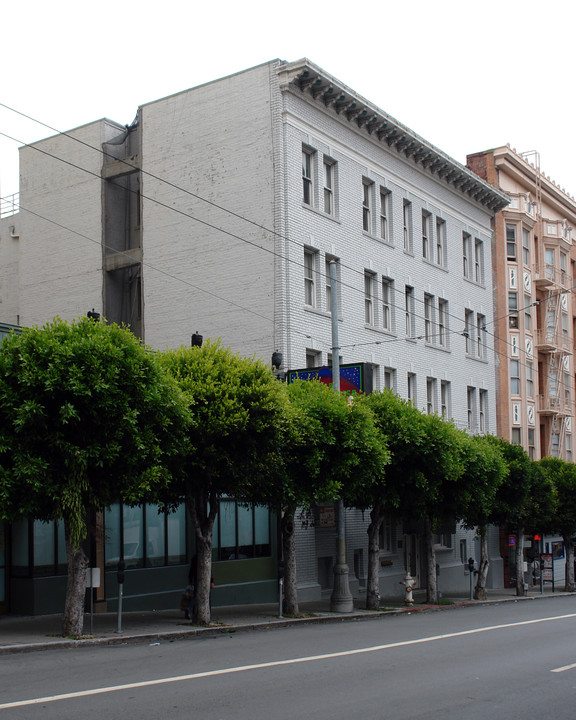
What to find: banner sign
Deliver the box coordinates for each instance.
[287,363,374,395]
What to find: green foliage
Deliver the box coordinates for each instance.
[0,317,189,547]
[538,457,576,537]
[459,434,508,530]
[275,381,389,513]
[157,339,287,507]
[486,437,533,528]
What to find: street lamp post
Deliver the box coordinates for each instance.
[328,260,354,613]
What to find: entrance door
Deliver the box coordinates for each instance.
[0,521,6,613]
[403,534,420,588]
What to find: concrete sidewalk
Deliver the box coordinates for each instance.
[0,587,571,655]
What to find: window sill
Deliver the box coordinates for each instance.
[302,203,341,224]
[465,354,489,364]
[424,342,451,354]
[303,305,337,320]
[362,230,394,249]
[364,324,397,338]
[422,258,449,273]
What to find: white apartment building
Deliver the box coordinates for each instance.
[0,59,508,613]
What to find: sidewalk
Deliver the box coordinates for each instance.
[0,586,571,655]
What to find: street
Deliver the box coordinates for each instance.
[2,597,576,719]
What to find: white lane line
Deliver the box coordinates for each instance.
[551,662,576,673]
[2,612,576,710]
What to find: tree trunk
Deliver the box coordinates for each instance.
[281,511,298,616]
[62,521,88,638]
[187,487,217,626]
[515,526,525,596]
[424,519,438,604]
[564,536,575,592]
[473,525,489,600]
[366,505,384,610]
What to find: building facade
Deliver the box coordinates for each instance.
[468,145,576,586]
[0,59,508,614]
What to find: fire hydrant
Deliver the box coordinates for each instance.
[400,572,415,606]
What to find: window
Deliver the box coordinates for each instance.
[215,500,271,561]
[440,380,450,417]
[436,218,446,266]
[362,180,373,233]
[302,148,314,205]
[380,189,390,242]
[304,249,317,306]
[467,387,476,431]
[422,211,431,260]
[511,427,521,445]
[405,286,415,336]
[438,299,448,347]
[403,200,412,252]
[506,225,517,261]
[560,252,567,285]
[479,390,487,432]
[510,359,520,395]
[528,428,535,459]
[426,377,436,415]
[524,295,532,331]
[424,294,434,343]
[364,271,376,325]
[566,434,572,462]
[384,366,396,391]
[508,291,518,311]
[551,433,560,458]
[545,248,554,280]
[522,228,530,266]
[323,160,334,215]
[407,372,417,403]
[463,232,472,278]
[474,239,484,283]
[306,349,321,368]
[476,314,486,359]
[104,503,187,570]
[382,278,394,332]
[526,361,533,398]
[465,309,474,355]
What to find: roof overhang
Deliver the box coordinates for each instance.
[277,59,509,213]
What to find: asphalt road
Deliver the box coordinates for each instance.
[2,597,576,719]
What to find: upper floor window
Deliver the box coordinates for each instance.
[323,160,334,215]
[477,314,486,359]
[364,271,376,325]
[384,366,396,391]
[522,228,530,266]
[380,189,391,242]
[403,200,413,252]
[407,372,417,403]
[405,286,415,337]
[510,359,520,395]
[382,277,394,332]
[438,299,448,347]
[422,211,432,260]
[426,377,437,415]
[424,294,434,342]
[463,232,472,278]
[436,218,446,266]
[440,380,450,417]
[363,180,374,233]
[506,225,517,261]
[474,239,484,283]
[465,309,474,355]
[302,148,314,205]
[304,248,317,306]
[479,390,487,433]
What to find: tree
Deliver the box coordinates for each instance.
[272,381,388,615]
[458,434,507,600]
[158,340,286,626]
[539,457,576,591]
[360,391,427,609]
[0,317,188,637]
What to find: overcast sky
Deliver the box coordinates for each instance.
[1,0,575,202]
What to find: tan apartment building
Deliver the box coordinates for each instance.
[468,146,576,462]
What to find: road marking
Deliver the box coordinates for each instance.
[551,662,576,673]
[2,612,576,710]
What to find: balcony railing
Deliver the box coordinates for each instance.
[0,193,19,218]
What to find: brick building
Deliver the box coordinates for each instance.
[0,60,508,613]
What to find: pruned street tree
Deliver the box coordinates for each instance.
[158,340,286,626]
[272,381,388,615]
[0,317,188,637]
[538,456,576,591]
[360,391,426,609]
[458,434,507,600]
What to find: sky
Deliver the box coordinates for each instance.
[1,0,575,202]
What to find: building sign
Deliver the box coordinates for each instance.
[287,363,374,395]
[541,554,553,583]
[316,504,336,527]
